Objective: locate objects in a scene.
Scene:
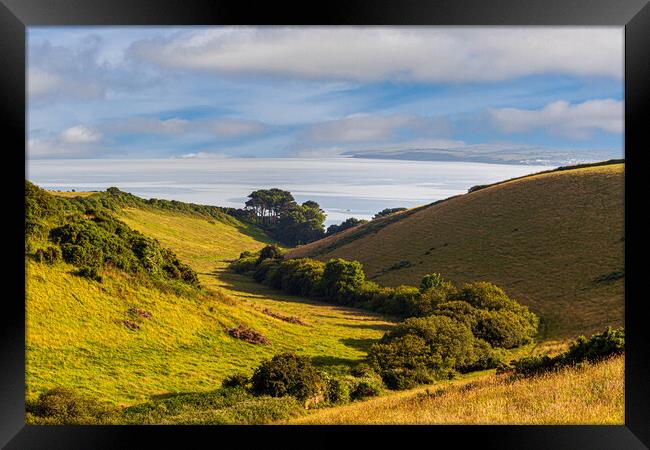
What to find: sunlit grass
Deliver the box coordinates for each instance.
[288,355,624,425]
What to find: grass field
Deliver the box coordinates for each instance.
[26,205,392,406]
[287,355,624,425]
[288,163,625,339]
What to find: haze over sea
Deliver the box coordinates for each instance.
[28,157,548,225]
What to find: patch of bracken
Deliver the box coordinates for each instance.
[227,325,270,345]
[122,320,140,331]
[129,307,152,319]
[261,308,307,326]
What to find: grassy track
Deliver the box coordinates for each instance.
[288,164,625,339]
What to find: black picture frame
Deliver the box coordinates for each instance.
[2,1,648,448]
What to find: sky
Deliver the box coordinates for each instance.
[27,26,624,164]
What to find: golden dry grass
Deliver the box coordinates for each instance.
[48,190,97,198]
[287,355,624,425]
[288,164,625,339]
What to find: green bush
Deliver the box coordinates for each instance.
[28,387,115,424]
[34,246,62,264]
[324,376,351,405]
[250,353,325,402]
[369,316,478,388]
[231,256,258,274]
[279,258,325,296]
[222,373,251,389]
[454,281,516,311]
[252,258,281,284]
[433,301,480,328]
[419,273,446,292]
[75,266,103,282]
[473,309,537,349]
[563,327,624,364]
[406,283,455,317]
[321,258,366,304]
[349,376,383,400]
[509,327,625,377]
[350,363,378,378]
[256,244,283,264]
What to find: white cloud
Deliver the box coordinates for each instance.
[208,118,268,138]
[28,68,62,96]
[59,125,103,144]
[107,117,189,135]
[303,113,444,144]
[129,27,623,82]
[489,99,623,139]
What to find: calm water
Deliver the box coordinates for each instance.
[27,158,549,225]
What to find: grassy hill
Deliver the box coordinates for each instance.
[26,191,392,407]
[287,163,625,340]
[287,354,624,425]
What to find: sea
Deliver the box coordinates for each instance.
[27,157,550,226]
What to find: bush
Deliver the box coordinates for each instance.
[278,258,325,296]
[508,327,625,377]
[369,316,478,388]
[419,273,446,292]
[28,387,114,424]
[473,309,537,349]
[349,376,383,400]
[324,376,351,405]
[350,363,378,378]
[75,266,103,282]
[231,256,258,274]
[222,373,251,389]
[256,244,283,264]
[453,281,516,311]
[321,258,365,304]
[250,353,325,402]
[563,327,624,364]
[252,258,281,284]
[433,301,480,329]
[405,283,455,317]
[34,246,62,264]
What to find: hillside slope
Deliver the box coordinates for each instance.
[27,191,393,406]
[288,355,624,424]
[288,163,625,339]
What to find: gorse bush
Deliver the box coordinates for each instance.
[250,353,325,402]
[222,373,251,389]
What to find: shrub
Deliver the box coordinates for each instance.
[433,301,480,329]
[473,309,537,349]
[34,246,62,264]
[405,283,455,317]
[419,273,446,292]
[369,316,478,388]
[321,258,365,303]
[256,244,283,264]
[231,256,258,274]
[278,258,325,296]
[28,387,114,424]
[350,363,378,378]
[453,281,516,311]
[250,353,325,402]
[508,327,625,377]
[222,373,251,389]
[349,376,383,400]
[563,327,624,364]
[386,285,420,316]
[253,258,281,284]
[324,376,351,405]
[75,266,103,282]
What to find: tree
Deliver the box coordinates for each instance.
[250,353,324,401]
[326,217,368,236]
[373,207,407,219]
[321,258,365,303]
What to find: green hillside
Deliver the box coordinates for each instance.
[26,187,392,407]
[288,163,625,339]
